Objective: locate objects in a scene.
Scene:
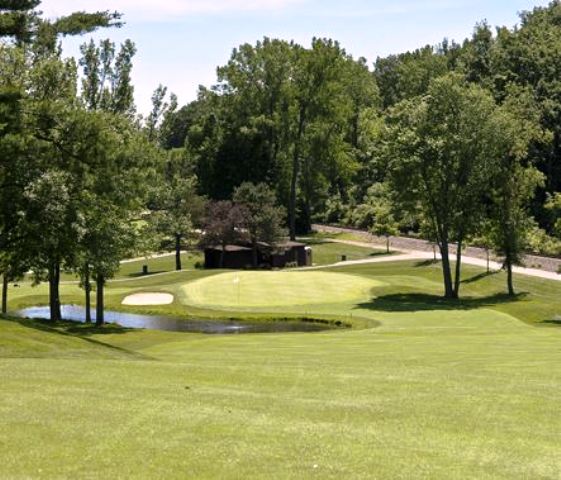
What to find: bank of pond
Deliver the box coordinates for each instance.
[14,305,344,334]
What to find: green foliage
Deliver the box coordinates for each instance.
[167,37,378,237]
[0,0,122,49]
[544,192,561,238]
[79,38,136,116]
[201,201,249,253]
[385,74,506,297]
[374,44,453,109]
[233,182,286,247]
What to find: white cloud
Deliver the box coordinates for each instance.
[40,0,305,21]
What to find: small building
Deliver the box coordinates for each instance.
[204,245,254,269]
[271,241,311,268]
[204,241,312,269]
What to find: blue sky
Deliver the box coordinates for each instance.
[41,0,550,114]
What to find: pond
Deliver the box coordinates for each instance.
[15,305,339,335]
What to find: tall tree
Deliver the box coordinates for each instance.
[487,89,548,296]
[79,38,136,117]
[385,74,500,299]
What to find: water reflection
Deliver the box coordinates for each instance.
[15,305,337,334]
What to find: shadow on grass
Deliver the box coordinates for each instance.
[461,270,501,285]
[540,319,561,326]
[414,260,440,268]
[126,270,167,278]
[6,317,153,360]
[357,292,528,313]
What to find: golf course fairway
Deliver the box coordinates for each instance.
[180,271,383,308]
[3,258,561,478]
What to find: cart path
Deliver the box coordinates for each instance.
[313,224,561,274]
[319,238,561,282]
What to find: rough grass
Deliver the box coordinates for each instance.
[2,258,561,478]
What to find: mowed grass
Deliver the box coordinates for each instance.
[303,240,388,266]
[2,257,561,478]
[181,271,383,309]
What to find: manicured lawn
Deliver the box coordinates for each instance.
[116,252,202,278]
[2,258,561,478]
[302,238,388,266]
[181,271,382,309]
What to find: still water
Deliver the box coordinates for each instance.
[16,305,337,334]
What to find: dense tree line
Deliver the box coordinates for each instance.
[156,1,561,298]
[4,0,561,309]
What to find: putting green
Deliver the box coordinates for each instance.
[181,271,383,308]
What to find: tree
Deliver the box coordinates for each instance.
[151,170,206,272]
[374,45,451,110]
[201,201,248,268]
[77,113,157,326]
[23,170,81,322]
[0,44,31,314]
[368,186,400,254]
[0,0,122,49]
[79,38,137,117]
[233,182,286,267]
[146,84,177,143]
[486,90,547,296]
[385,74,500,299]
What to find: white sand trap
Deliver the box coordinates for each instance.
[122,293,174,306]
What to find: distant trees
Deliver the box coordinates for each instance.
[164,37,377,238]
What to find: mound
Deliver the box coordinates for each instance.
[181,271,382,308]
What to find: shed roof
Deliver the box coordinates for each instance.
[206,245,252,252]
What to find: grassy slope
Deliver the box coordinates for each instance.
[2,258,561,478]
[2,312,561,478]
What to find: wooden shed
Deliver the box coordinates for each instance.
[204,241,312,269]
[204,245,254,269]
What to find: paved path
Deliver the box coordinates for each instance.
[120,251,186,264]
[318,237,561,282]
[314,224,561,274]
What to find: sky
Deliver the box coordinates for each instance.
[40,0,551,115]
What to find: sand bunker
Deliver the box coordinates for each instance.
[122,293,174,306]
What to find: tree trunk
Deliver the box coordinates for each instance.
[486,248,490,274]
[439,241,455,299]
[289,109,306,241]
[505,255,515,296]
[48,262,61,322]
[2,273,8,315]
[95,273,105,327]
[453,238,463,298]
[175,234,182,271]
[386,236,390,254]
[84,264,92,324]
[219,243,226,269]
[252,238,258,268]
[302,193,312,235]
